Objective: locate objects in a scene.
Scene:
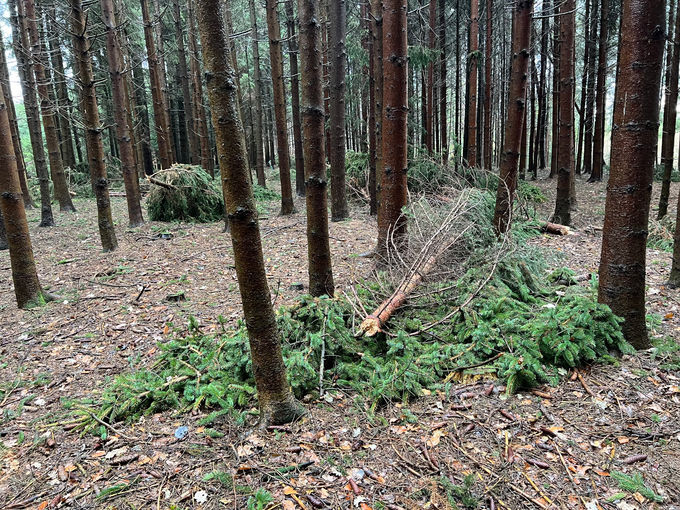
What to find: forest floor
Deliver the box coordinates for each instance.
[0,173,679,510]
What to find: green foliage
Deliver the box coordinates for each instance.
[147,165,224,223]
[440,475,479,509]
[653,164,680,183]
[610,471,663,502]
[252,184,280,202]
[465,169,547,204]
[647,216,675,252]
[247,489,274,510]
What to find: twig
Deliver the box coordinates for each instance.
[76,406,138,441]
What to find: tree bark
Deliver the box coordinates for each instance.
[493,0,533,235]
[583,0,599,176]
[101,0,145,227]
[130,46,155,176]
[329,0,348,221]
[24,0,76,213]
[552,0,575,225]
[549,1,560,178]
[576,0,593,176]
[196,0,304,425]
[439,0,448,163]
[599,0,664,349]
[0,84,46,308]
[372,0,383,216]
[71,0,118,252]
[249,0,267,186]
[367,0,379,215]
[483,0,493,169]
[152,0,177,163]
[9,0,54,226]
[590,0,609,182]
[658,2,680,219]
[285,0,306,197]
[174,0,199,165]
[377,0,408,255]
[465,0,479,167]
[425,0,436,153]
[536,0,549,171]
[298,0,335,297]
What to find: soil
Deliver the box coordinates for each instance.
[0,173,678,510]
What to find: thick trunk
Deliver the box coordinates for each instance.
[493,0,533,234]
[658,2,680,218]
[377,0,408,255]
[249,0,267,186]
[265,0,294,214]
[329,0,348,221]
[466,0,479,167]
[483,0,493,169]
[9,0,54,226]
[24,0,75,212]
[590,0,609,182]
[101,0,145,227]
[552,0,575,225]
[285,0,306,196]
[71,0,118,252]
[174,0,199,165]
[599,0,664,349]
[298,0,335,297]
[196,0,304,425]
[0,85,45,308]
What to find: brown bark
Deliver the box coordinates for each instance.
[549,2,560,178]
[298,0,335,297]
[141,0,174,169]
[536,0,549,171]
[130,50,155,176]
[101,0,145,227]
[152,0,177,163]
[466,0,479,167]
[174,0,199,165]
[493,0,533,235]
[249,0,267,186]
[439,0,448,163]
[552,0,575,225]
[425,0,436,153]
[266,0,295,214]
[24,0,75,213]
[483,0,493,169]
[285,0,306,196]
[9,0,54,227]
[71,0,118,252]
[658,3,680,219]
[598,0,665,349]
[366,1,378,214]
[376,0,408,254]
[590,0,609,182]
[371,0,383,216]
[576,0,593,176]
[196,0,304,425]
[0,84,45,308]
[329,0,348,221]
[582,0,599,175]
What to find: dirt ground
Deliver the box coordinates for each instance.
[0,174,679,510]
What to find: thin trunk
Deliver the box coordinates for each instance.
[439,0,448,163]
[71,0,118,252]
[9,0,54,226]
[466,0,479,167]
[266,0,294,214]
[102,0,145,227]
[174,0,199,165]
[196,0,304,425]
[575,0,592,176]
[0,84,46,308]
[249,0,267,186]
[372,0,383,215]
[285,0,305,196]
[367,0,379,215]
[536,0,549,171]
[426,0,436,153]
[583,0,599,175]
[131,50,155,176]
[550,1,559,178]
[298,0,335,297]
[483,0,493,169]
[493,0,533,234]
[599,0,664,349]
[329,0,348,220]
[590,0,609,182]
[152,0,177,162]
[377,0,408,255]
[24,0,76,212]
[519,90,528,180]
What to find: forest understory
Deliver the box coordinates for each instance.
[0,174,679,510]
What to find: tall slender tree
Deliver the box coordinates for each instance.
[174,0,199,165]
[377,0,408,254]
[425,0,436,153]
[493,0,533,234]
[439,0,448,163]
[483,0,493,169]
[71,0,118,252]
[265,0,295,214]
[195,0,305,425]
[371,0,383,216]
[249,0,267,186]
[465,0,480,167]
[299,0,335,296]
[329,0,348,220]
[590,0,609,182]
[599,0,665,349]
[0,84,48,309]
[101,0,145,227]
[286,0,306,196]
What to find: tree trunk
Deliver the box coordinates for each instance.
[552,0,575,225]
[329,0,348,221]
[152,0,177,163]
[9,0,54,226]
[536,0,549,171]
[196,0,304,425]
[377,0,408,255]
[71,0,118,252]
[174,0,199,165]
[285,0,306,197]
[101,0,145,227]
[583,0,599,176]
[466,0,479,167]
[141,0,174,169]
[658,3,680,219]
[265,0,295,214]
[549,2,560,178]
[249,0,267,186]
[425,0,436,153]
[24,0,76,213]
[590,0,609,182]
[483,0,493,169]
[298,0,335,297]
[130,48,155,176]
[0,85,46,308]
[366,0,378,214]
[599,0,664,349]
[439,0,448,163]
[372,0,383,215]
[493,0,533,235]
